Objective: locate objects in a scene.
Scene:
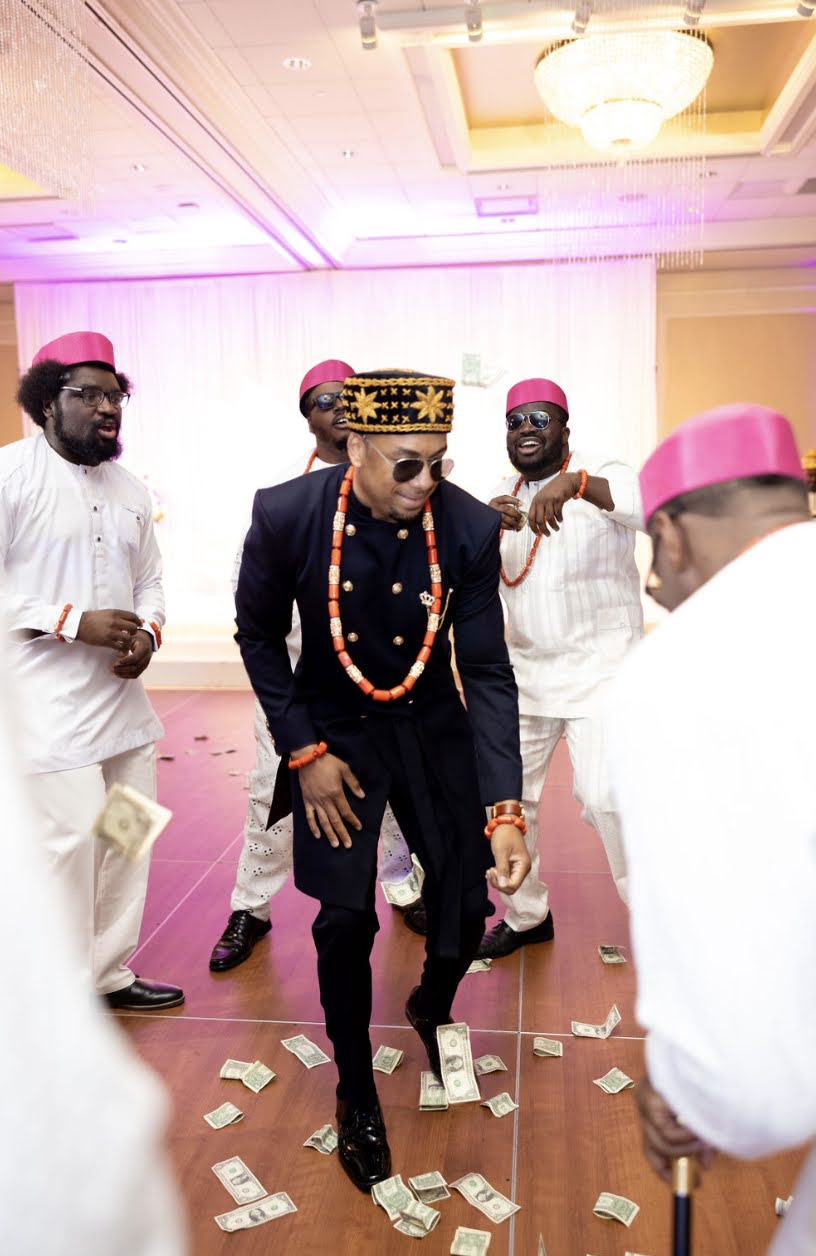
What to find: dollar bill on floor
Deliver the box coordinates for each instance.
[381,852,425,907]
[592,1192,640,1227]
[437,1023,481,1103]
[409,1171,449,1203]
[219,1059,251,1080]
[397,1199,440,1235]
[532,1037,563,1058]
[572,1005,621,1039]
[537,1237,546,1256]
[372,1174,415,1221]
[598,945,627,965]
[303,1124,338,1155]
[593,1067,635,1094]
[775,1195,794,1217]
[474,1055,507,1075]
[281,1034,331,1068]
[450,1173,520,1223]
[372,1045,404,1074]
[211,1156,267,1204]
[451,1226,492,1254]
[241,1060,276,1093]
[91,782,172,860]
[481,1092,518,1119]
[466,959,492,974]
[204,1102,244,1130]
[214,1192,297,1231]
[419,1071,449,1110]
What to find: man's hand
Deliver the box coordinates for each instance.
[488,494,526,532]
[487,824,531,893]
[635,1074,716,1183]
[76,608,142,651]
[112,629,154,680]
[296,750,365,849]
[526,473,580,537]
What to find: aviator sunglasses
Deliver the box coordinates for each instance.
[367,439,454,484]
[506,410,560,432]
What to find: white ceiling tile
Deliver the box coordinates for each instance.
[277,80,363,116]
[207,1,324,46]
[178,3,234,48]
[214,46,261,85]
[287,113,378,144]
[239,83,284,116]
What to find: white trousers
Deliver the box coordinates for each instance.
[30,744,155,995]
[230,699,413,921]
[501,710,629,932]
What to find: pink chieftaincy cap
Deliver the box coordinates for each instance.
[506,377,569,416]
[32,331,116,370]
[640,402,806,524]
[299,359,355,407]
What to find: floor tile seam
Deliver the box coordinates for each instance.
[150,693,197,721]
[508,946,526,1256]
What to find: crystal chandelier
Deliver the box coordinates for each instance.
[534,31,713,153]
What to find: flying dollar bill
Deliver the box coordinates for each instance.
[598,945,627,965]
[466,959,492,974]
[381,853,425,907]
[451,1227,492,1255]
[91,783,172,860]
[533,1037,563,1057]
[204,1102,244,1130]
[303,1124,338,1155]
[372,1174,415,1221]
[419,1071,449,1110]
[572,1005,621,1039]
[593,1067,635,1094]
[437,1023,481,1104]
[219,1059,251,1080]
[241,1060,276,1093]
[211,1156,267,1204]
[481,1092,518,1119]
[372,1045,405,1074]
[592,1192,640,1227]
[281,1035,330,1068]
[450,1173,520,1223]
[474,1055,507,1076]
[409,1171,449,1203]
[214,1192,297,1231]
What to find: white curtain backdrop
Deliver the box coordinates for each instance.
[14,260,657,633]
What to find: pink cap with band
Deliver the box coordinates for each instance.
[299,359,355,407]
[32,331,116,370]
[506,377,569,416]
[640,402,805,523]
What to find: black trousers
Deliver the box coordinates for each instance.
[312,873,488,1108]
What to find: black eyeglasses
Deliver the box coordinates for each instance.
[312,391,344,411]
[506,410,561,432]
[367,439,454,484]
[61,385,130,409]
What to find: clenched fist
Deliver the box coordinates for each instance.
[76,608,142,651]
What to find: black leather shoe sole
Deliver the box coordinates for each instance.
[477,913,555,960]
[209,916,272,972]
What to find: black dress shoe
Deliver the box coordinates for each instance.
[476,913,555,960]
[104,979,185,1010]
[402,900,428,936]
[336,1097,391,1191]
[405,985,451,1078]
[209,910,272,972]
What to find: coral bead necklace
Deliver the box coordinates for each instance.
[500,454,572,588]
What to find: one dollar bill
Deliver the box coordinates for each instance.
[598,945,626,964]
[775,1195,794,1217]
[381,853,425,907]
[211,1156,266,1203]
[451,1227,492,1254]
[214,1192,297,1231]
[409,1171,449,1203]
[219,1058,251,1080]
[592,1191,640,1227]
[481,1092,518,1118]
[437,1023,481,1103]
[466,959,492,974]
[303,1124,337,1155]
[451,1173,520,1223]
[474,1055,507,1075]
[92,783,172,860]
[281,1034,330,1068]
[204,1102,243,1130]
[419,1071,449,1110]
[533,1037,563,1057]
[572,1005,621,1039]
[241,1060,276,1093]
[593,1067,635,1094]
[372,1044,404,1074]
[372,1174,415,1221]
[397,1199,440,1235]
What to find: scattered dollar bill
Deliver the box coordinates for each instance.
[397,1199,441,1235]
[537,1237,546,1256]
[481,1092,518,1119]
[91,783,172,860]
[572,1005,621,1039]
[775,1195,794,1217]
[211,1156,267,1204]
[204,1102,244,1130]
[158,754,175,761]
[450,1173,520,1223]
[281,1034,330,1068]
[409,1171,450,1203]
[466,959,492,974]
[373,1045,405,1074]
[593,1067,635,1094]
[474,1055,507,1075]
[372,1174,415,1221]
[592,1192,640,1227]
[219,1059,251,1080]
[214,1192,297,1231]
[451,1227,492,1254]
[381,853,425,907]
[437,1023,481,1103]
[303,1124,337,1155]
[241,1060,276,1093]
[533,1037,563,1057]
[599,945,627,965]
[419,1071,449,1110]
[194,734,209,740]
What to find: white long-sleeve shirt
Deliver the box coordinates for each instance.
[497,450,644,716]
[607,522,816,1181]
[0,433,164,773]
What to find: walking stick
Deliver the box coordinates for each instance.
[672,1156,693,1256]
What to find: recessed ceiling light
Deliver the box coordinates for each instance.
[496,182,511,191]
[341,148,355,159]
[283,56,312,72]
[131,162,146,173]
[501,216,516,224]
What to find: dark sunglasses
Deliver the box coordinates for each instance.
[312,391,344,411]
[368,440,454,484]
[506,410,558,432]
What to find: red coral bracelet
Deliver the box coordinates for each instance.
[484,813,528,839]
[573,468,588,500]
[288,741,328,771]
[54,602,73,642]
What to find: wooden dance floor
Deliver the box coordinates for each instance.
[118,689,801,1255]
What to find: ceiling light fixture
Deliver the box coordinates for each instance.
[572,0,593,36]
[282,56,312,71]
[796,0,814,15]
[357,1,379,51]
[341,148,356,159]
[683,0,705,28]
[535,30,713,153]
[131,162,146,173]
[465,1,483,43]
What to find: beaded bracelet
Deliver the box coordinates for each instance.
[573,469,588,500]
[54,602,73,642]
[288,740,329,771]
[484,813,528,840]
